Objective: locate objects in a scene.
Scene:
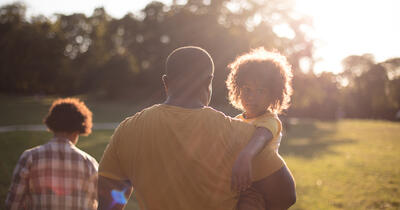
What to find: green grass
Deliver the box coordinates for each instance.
[0,94,241,126]
[1,120,399,209]
[0,94,149,126]
[280,120,400,210]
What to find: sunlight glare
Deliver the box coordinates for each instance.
[294,0,400,74]
[273,24,296,39]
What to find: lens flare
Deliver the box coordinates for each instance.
[111,189,127,204]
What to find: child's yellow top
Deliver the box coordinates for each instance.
[236,112,284,176]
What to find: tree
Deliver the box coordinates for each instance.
[341,54,398,119]
[0,3,68,94]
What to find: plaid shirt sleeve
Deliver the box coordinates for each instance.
[5,150,32,210]
[85,158,99,209]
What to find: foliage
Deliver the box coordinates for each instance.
[0,1,312,100]
[0,1,399,120]
[340,54,400,119]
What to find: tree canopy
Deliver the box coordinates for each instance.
[0,1,399,120]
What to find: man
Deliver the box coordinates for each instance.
[98,46,296,210]
[6,98,98,210]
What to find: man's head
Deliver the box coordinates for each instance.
[163,46,214,106]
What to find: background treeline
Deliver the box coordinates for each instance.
[0,1,399,120]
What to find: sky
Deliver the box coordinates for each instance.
[0,0,399,74]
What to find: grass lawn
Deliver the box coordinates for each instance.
[0,94,242,126]
[1,120,399,209]
[0,94,151,126]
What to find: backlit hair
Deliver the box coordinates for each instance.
[226,47,293,114]
[44,98,92,135]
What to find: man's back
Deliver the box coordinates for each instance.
[99,105,286,210]
[99,104,282,210]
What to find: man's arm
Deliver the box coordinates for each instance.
[98,175,133,210]
[231,127,272,192]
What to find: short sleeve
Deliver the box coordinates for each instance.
[98,120,129,181]
[228,118,256,152]
[252,116,282,138]
[251,116,285,181]
[228,118,284,181]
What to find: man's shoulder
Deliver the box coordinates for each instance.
[110,104,162,138]
[126,104,162,120]
[201,107,255,132]
[137,104,162,114]
[117,104,248,129]
[125,104,230,120]
[202,106,233,121]
[116,104,161,127]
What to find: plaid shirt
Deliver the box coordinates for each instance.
[5,137,98,210]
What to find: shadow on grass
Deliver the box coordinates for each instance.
[279,120,356,159]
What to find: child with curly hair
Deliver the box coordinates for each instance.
[227,48,296,210]
[6,98,98,209]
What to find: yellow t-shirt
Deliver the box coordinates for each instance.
[99,104,274,210]
[236,112,282,152]
[236,112,285,176]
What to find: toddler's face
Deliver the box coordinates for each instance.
[239,77,270,118]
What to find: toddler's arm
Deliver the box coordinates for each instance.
[231,127,273,192]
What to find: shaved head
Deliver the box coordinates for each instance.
[163,46,214,106]
[165,46,214,83]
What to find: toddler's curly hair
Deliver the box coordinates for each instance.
[226,48,293,114]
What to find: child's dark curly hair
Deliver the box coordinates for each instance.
[226,48,293,114]
[44,98,92,135]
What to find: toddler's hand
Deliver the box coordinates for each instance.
[231,152,253,192]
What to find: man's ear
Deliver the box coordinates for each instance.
[203,75,213,89]
[162,74,169,94]
[207,75,213,84]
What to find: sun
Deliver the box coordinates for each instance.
[293,0,400,74]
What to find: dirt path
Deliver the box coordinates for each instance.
[0,122,120,133]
